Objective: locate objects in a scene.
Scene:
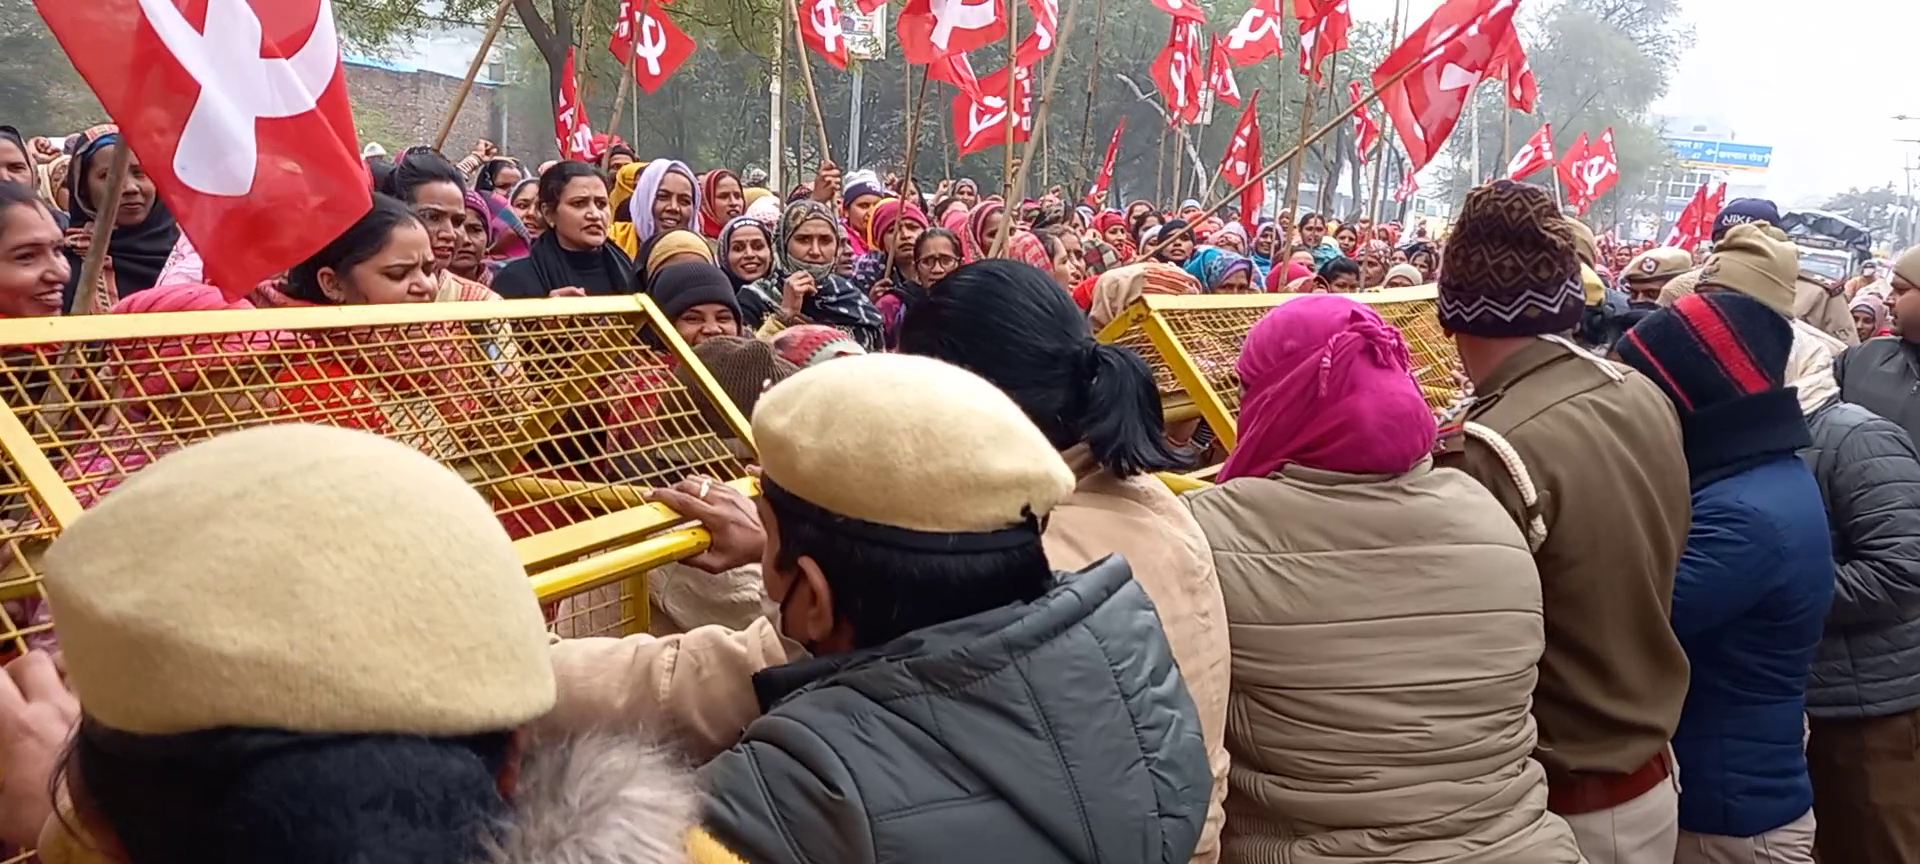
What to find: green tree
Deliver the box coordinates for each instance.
[0,0,104,136]
[1819,184,1900,240]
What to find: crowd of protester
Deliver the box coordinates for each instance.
[0,124,1916,864]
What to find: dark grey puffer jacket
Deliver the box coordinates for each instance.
[1801,395,1920,718]
[699,555,1210,864]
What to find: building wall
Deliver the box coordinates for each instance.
[346,61,541,159]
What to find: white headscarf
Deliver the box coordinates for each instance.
[629,159,700,244]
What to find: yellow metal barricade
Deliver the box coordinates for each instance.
[0,296,757,659]
[1095,286,1462,451]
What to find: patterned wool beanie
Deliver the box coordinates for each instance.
[1437,180,1584,338]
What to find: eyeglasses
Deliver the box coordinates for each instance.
[918,254,959,269]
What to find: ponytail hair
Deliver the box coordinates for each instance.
[896,259,1185,477]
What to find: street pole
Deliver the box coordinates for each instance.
[770,13,785,192]
[847,65,865,170]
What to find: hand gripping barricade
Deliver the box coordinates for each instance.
[1093,285,1466,491]
[0,296,760,666]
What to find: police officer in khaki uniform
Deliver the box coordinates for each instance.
[1623,247,1692,307]
[1433,181,1692,864]
[1659,198,1784,308]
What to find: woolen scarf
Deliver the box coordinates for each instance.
[965,200,1005,259]
[503,227,636,298]
[64,132,179,308]
[739,201,883,348]
[628,159,699,246]
[1219,295,1437,481]
[698,169,740,239]
[717,215,773,289]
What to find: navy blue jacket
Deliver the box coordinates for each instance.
[1670,454,1834,837]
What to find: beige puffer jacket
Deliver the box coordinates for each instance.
[1184,459,1585,864]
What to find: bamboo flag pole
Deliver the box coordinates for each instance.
[1367,0,1403,226]
[787,0,835,166]
[1155,122,1168,204]
[1076,0,1108,186]
[38,141,131,436]
[1282,80,1314,220]
[604,25,644,167]
[1134,60,1417,263]
[881,69,931,282]
[1006,0,1082,229]
[434,0,515,151]
[992,0,1022,256]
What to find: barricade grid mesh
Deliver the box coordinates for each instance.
[0,300,751,658]
[1098,289,1463,441]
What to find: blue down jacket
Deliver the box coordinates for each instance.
[1670,455,1834,838]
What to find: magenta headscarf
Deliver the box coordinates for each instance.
[1218,295,1437,481]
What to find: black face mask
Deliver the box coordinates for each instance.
[1629,300,1660,312]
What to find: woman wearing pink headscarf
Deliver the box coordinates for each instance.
[1183,295,1582,864]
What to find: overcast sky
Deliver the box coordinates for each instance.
[1349,0,1906,206]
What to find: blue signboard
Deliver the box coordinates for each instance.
[1665,137,1773,172]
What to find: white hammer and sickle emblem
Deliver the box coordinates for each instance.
[810,0,845,53]
[929,0,999,51]
[636,11,670,74]
[1227,7,1279,51]
[136,0,341,197]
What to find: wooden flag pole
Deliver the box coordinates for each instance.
[1367,0,1403,227]
[604,26,644,168]
[70,143,130,317]
[992,0,1021,257]
[1134,60,1416,263]
[434,0,515,151]
[881,68,932,282]
[789,0,835,166]
[1007,0,1082,225]
[1282,79,1314,220]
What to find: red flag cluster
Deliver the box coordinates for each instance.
[38,0,370,297]
[1087,119,1127,207]
[611,0,696,94]
[555,48,597,161]
[1371,0,1521,173]
[1505,123,1554,180]
[1666,182,1726,249]
[1558,127,1620,214]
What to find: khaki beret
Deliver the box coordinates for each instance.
[1625,247,1693,283]
[1895,245,1920,290]
[1698,222,1798,316]
[1564,218,1598,268]
[753,354,1074,535]
[44,425,555,736]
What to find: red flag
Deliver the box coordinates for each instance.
[1394,171,1419,202]
[1208,37,1243,108]
[1557,131,1589,210]
[899,0,1006,64]
[798,0,850,69]
[854,0,887,13]
[1013,0,1059,64]
[1087,118,1126,207]
[1151,20,1205,125]
[1222,0,1286,67]
[951,63,1033,155]
[1350,80,1379,162]
[616,0,697,94]
[929,51,984,101]
[1571,126,1620,212]
[1295,0,1350,82]
[1220,91,1265,222]
[1150,0,1208,24]
[1706,181,1728,228]
[1665,181,1709,248]
[1489,26,1537,113]
[1504,122,1554,179]
[37,0,369,298]
[556,48,596,161]
[1369,0,1520,172]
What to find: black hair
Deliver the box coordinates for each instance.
[537,161,608,212]
[897,259,1186,477]
[68,716,512,864]
[1035,229,1064,261]
[930,196,961,222]
[766,482,1051,650]
[377,149,465,204]
[1299,212,1326,229]
[1318,256,1361,281]
[0,180,49,234]
[1333,223,1358,238]
[1129,210,1162,240]
[472,158,520,196]
[914,227,961,260]
[285,194,422,304]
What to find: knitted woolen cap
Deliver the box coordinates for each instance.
[1894,245,1920,289]
[753,354,1074,535]
[1697,222,1798,316]
[43,424,555,736]
[675,335,799,432]
[1436,180,1583,337]
[1616,291,1791,414]
[771,324,866,368]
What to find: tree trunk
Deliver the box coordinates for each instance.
[516,0,573,117]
